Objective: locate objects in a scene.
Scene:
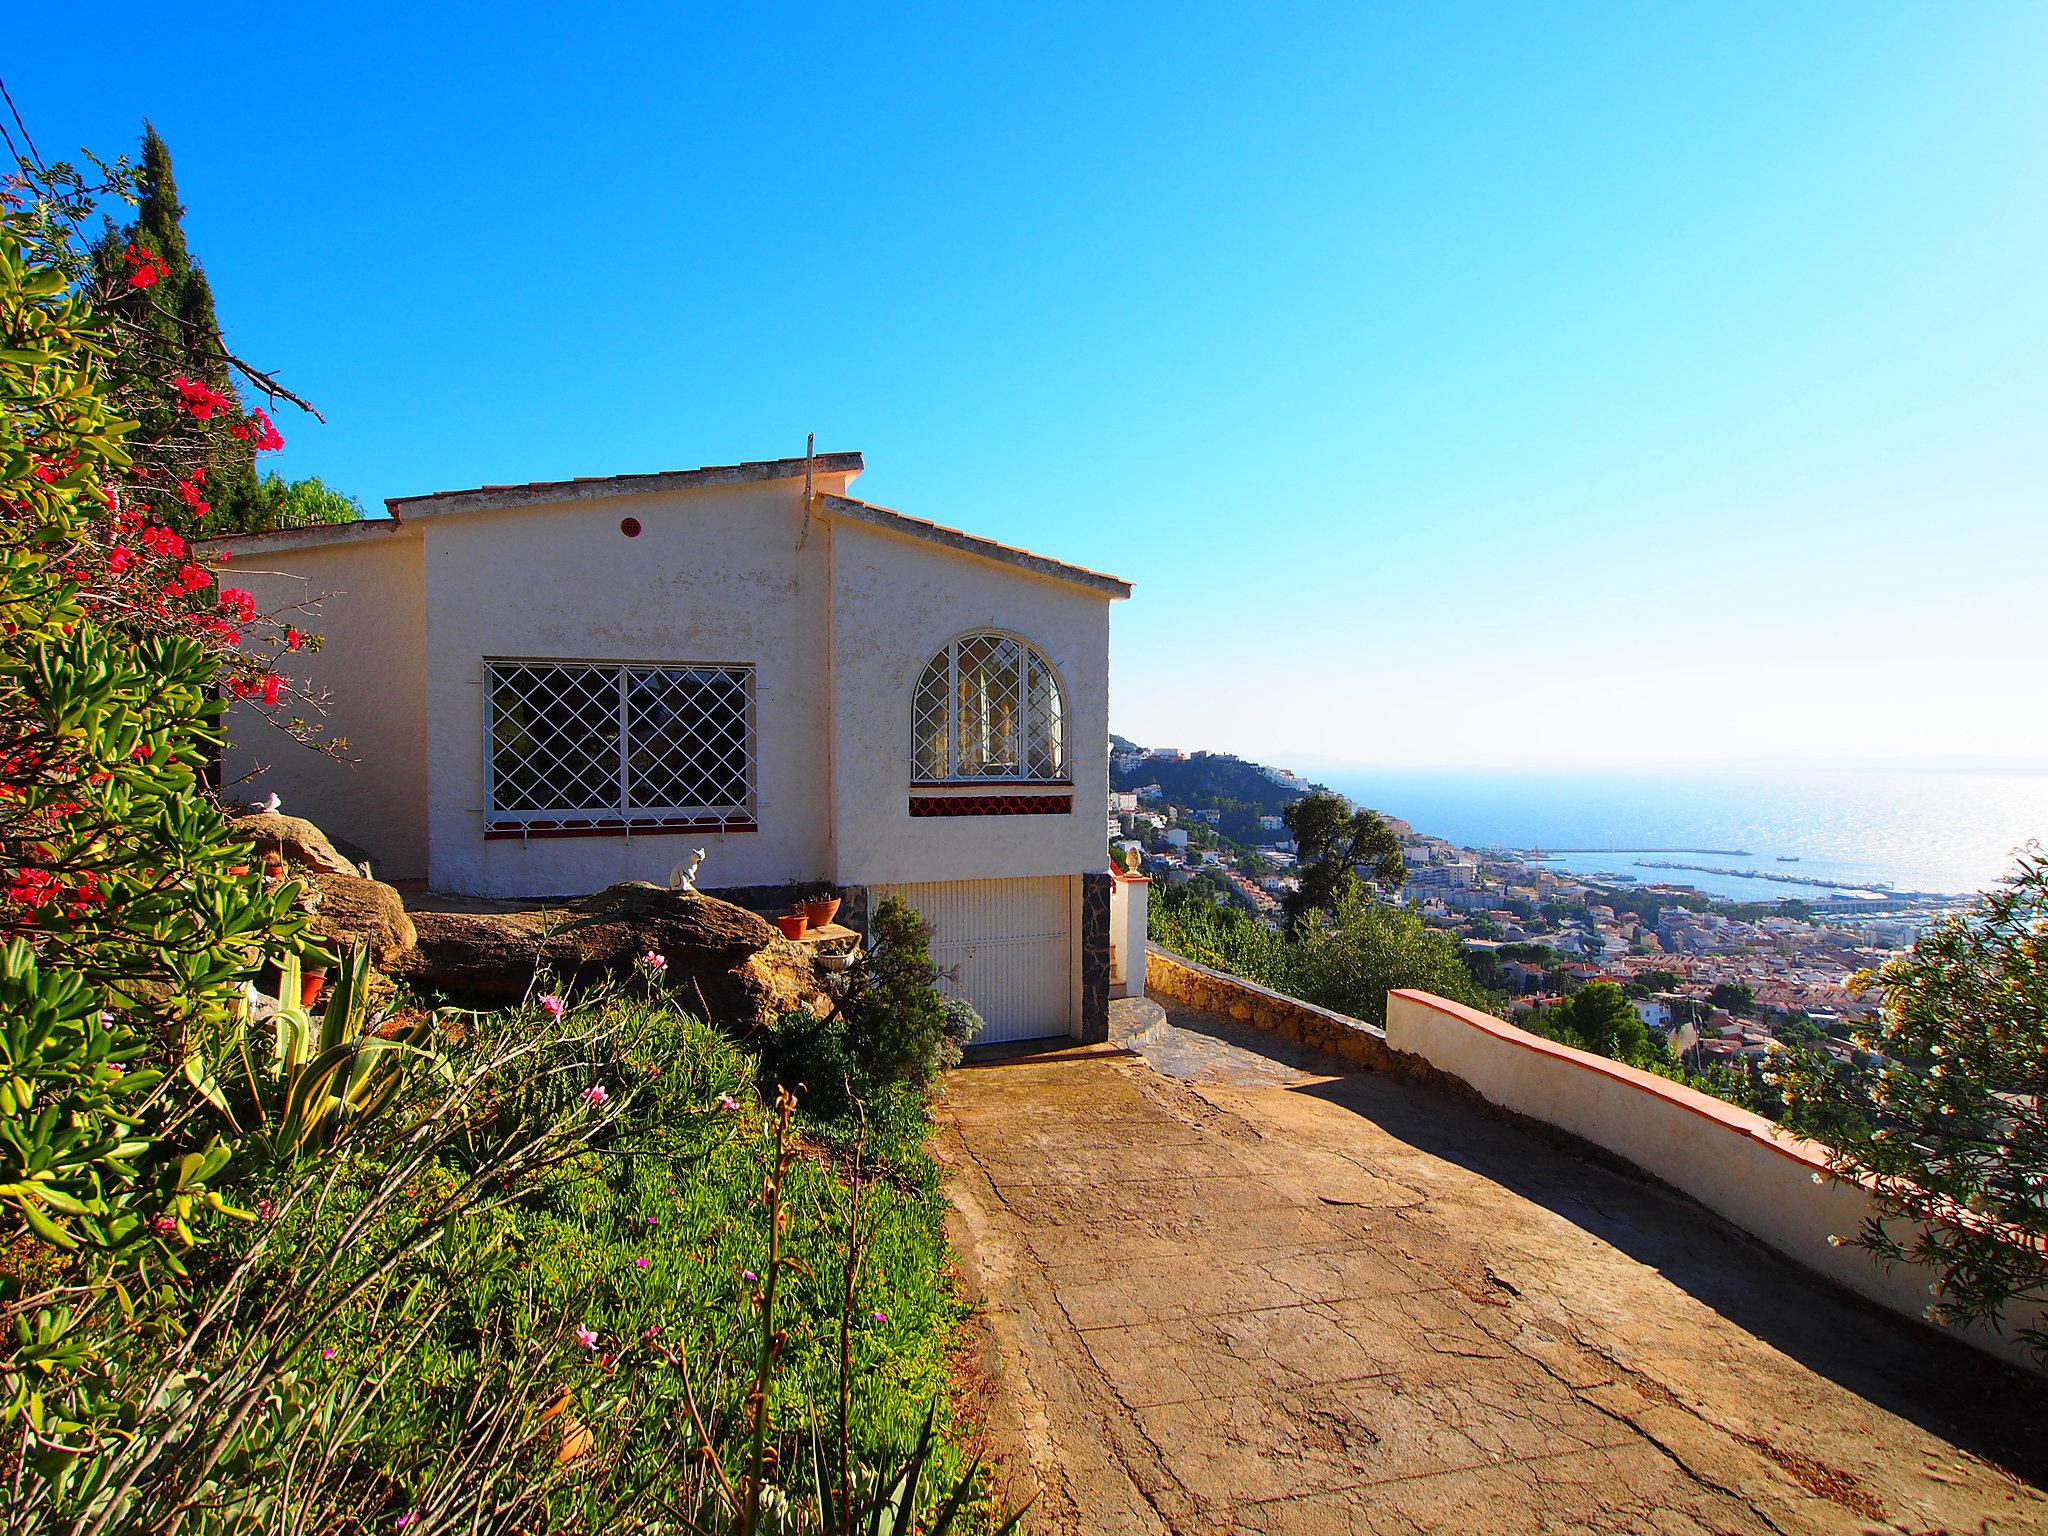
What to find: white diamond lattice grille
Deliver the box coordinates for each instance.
[486,661,753,827]
[909,631,1068,783]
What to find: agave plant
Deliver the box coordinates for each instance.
[185,947,446,1163]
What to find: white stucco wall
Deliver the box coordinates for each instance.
[420,477,836,896]
[216,525,430,879]
[827,518,1112,888]
[1385,990,2046,1374]
[212,468,1121,902]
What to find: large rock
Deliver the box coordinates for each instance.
[229,813,361,877]
[395,883,831,1033]
[305,871,417,969]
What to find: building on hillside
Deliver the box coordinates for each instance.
[206,452,1131,1045]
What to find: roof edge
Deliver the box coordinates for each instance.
[820,493,1132,599]
[384,452,864,519]
[195,516,412,557]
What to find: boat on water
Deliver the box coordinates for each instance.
[1776,855,1801,862]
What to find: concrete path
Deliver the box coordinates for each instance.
[936,1000,2048,1535]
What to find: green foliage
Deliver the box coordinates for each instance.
[1710,981,1754,1016]
[1149,883,1487,1029]
[761,899,957,1147]
[12,993,1003,1532]
[1282,792,1405,925]
[1776,849,2048,1363]
[847,898,950,1089]
[183,946,446,1165]
[1538,981,1651,1061]
[244,472,362,532]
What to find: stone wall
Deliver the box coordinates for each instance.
[1080,873,1112,1043]
[1144,944,1418,1073]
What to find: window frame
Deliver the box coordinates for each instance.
[909,630,1071,787]
[483,657,757,835]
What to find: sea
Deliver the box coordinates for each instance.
[1310,768,2048,904]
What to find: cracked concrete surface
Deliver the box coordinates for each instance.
[936,1000,2048,1535]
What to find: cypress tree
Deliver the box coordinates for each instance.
[93,124,264,531]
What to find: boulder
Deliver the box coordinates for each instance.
[395,883,832,1034]
[304,872,418,969]
[229,813,360,878]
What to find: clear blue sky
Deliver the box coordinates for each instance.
[14,4,2047,771]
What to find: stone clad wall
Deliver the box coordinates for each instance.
[1144,944,1414,1073]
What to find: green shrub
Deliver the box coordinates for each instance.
[846,899,950,1089]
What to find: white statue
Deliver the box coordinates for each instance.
[250,791,283,815]
[669,848,707,895]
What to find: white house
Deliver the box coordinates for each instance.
[208,452,1132,1044]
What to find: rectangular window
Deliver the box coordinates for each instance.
[484,660,754,831]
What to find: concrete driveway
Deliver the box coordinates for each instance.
[935,1002,2048,1535]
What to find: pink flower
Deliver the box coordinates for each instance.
[321,1347,335,1359]
[582,1084,608,1106]
[646,1215,657,1227]
[742,1270,758,1284]
[151,1214,178,1236]
[639,950,667,972]
[872,1310,888,1324]
[538,993,566,1023]
[575,1324,599,1349]
[634,1256,650,1269]
[395,1515,417,1532]
[717,1093,740,1112]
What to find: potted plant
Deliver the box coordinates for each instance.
[775,911,809,940]
[801,883,841,929]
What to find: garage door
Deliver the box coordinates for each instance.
[871,877,1075,1044]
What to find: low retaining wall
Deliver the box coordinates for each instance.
[1144,944,1412,1073]
[1386,988,2045,1374]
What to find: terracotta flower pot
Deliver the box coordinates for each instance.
[775,913,809,940]
[300,968,329,1008]
[803,896,841,928]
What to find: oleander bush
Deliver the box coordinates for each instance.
[1777,848,2048,1364]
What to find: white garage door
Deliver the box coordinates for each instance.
[871,877,1075,1044]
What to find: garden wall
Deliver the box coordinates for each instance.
[1140,943,2043,1375]
[1385,988,2045,1375]
[1144,943,1413,1072]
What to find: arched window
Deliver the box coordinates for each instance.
[911,631,1067,782]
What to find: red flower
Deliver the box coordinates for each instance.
[139,525,186,560]
[172,375,234,422]
[217,587,257,624]
[174,562,212,595]
[175,474,210,519]
[284,627,303,651]
[107,546,133,574]
[249,409,284,453]
[261,673,284,708]
[123,243,166,289]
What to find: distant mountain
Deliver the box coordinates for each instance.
[1111,740,1328,843]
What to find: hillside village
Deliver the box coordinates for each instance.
[1110,737,1969,1075]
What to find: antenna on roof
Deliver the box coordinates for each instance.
[797,431,816,549]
